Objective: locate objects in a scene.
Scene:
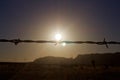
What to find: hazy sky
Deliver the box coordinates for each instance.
[0,0,120,62]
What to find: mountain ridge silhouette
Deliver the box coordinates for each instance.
[33,52,120,66]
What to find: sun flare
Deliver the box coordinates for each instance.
[55,33,62,41]
[62,43,66,46]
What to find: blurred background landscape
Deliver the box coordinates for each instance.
[0,52,120,80]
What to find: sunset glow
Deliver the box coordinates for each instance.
[62,43,66,47]
[55,33,62,41]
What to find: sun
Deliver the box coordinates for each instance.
[55,33,62,41]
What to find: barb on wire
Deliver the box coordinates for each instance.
[0,38,120,48]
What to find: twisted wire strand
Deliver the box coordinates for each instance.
[0,39,120,46]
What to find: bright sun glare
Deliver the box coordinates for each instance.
[62,43,66,46]
[55,33,62,41]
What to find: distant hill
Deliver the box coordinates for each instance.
[33,52,120,66]
[0,52,120,80]
[74,52,120,66]
[34,56,73,65]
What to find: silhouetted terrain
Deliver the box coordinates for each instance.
[74,52,120,66]
[0,52,120,80]
[34,52,120,66]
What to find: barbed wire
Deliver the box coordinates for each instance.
[0,38,120,48]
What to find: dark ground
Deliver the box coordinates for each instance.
[0,53,120,80]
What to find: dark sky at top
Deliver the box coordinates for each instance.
[0,0,120,62]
